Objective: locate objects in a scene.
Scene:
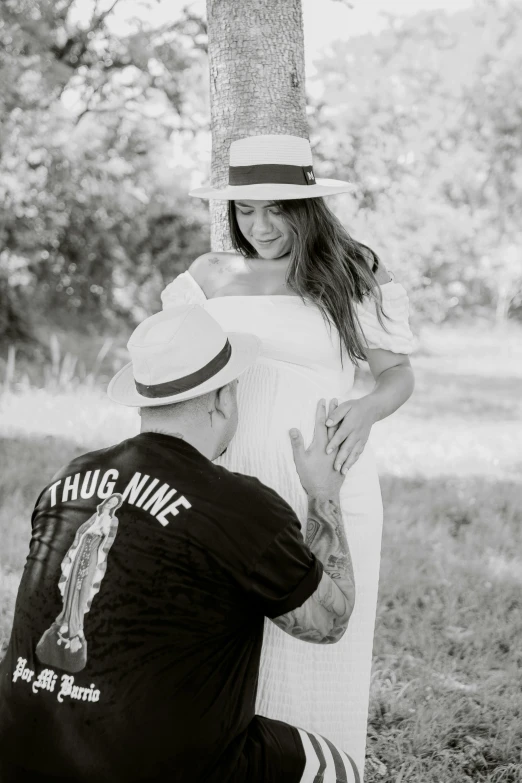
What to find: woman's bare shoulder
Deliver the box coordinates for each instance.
[189,251,243,296]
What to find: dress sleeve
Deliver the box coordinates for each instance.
[161,271,207,309]
[356,281,415,354]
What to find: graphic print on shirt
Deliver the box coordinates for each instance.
[35,493,123,673]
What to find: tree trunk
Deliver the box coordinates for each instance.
[206,0,308,250]
[494,282,512,327]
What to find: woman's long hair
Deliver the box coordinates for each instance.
[228,197,386,364]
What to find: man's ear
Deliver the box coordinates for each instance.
[213,382,235,419]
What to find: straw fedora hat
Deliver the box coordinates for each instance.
[189,134,353,201]
[108,305,260,407]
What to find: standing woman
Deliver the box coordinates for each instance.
[162,135,415,774]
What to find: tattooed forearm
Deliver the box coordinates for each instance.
[271,494,355,645]
[305,517,321,547]
[306,497,353,584]
[326,554,351,581]
[272,571,352,644]
[271,603,325,643]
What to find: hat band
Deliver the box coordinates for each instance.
[135,339,232,398]
[229,163,316,187]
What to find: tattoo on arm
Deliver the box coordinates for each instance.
[326,554,351,581]
[307,497,353,580]
[271,496,355,644]
[305,517,320,547]
[271,572,351,644]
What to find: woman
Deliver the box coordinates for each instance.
[35,493,122,673]
[162,134,414,773]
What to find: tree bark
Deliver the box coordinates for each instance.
[206,0,308,250]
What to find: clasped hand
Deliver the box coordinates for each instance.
[290,396,377,496]
[290,399,346,497]
[325,397,376,474]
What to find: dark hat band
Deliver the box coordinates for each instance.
[229,163,316,187]
[135,339,232,398]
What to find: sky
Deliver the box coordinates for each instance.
[303,0,475,69]
[103,0,476,75]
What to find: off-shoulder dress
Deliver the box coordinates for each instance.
[162,272,414,775]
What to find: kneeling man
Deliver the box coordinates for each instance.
[0,305,358,783]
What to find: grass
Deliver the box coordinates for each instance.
[367,474,522,782]
[1,323,522,782]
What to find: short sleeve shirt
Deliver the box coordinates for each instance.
[0,433,322,782]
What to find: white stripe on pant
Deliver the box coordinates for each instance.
[296,728,360,783]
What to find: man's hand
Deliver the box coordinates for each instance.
[275,399,355,646]
[290,399,345,498]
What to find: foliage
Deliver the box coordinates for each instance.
[309,0,522,323]
[1,0,521,342]
[0,0,210,340]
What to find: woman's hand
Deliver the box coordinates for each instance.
[326,352,415,475]
[325,397,378,474]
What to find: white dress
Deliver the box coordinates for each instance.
[162,273,414,776]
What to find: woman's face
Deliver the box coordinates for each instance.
[234,200,293,259]
[104,496,119,511]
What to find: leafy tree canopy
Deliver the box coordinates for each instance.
[0,0,210,340]
[1,0,521,346]
[309,0,522,322]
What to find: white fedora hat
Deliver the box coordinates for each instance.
[108,305,260,407]
[189,134,353,201]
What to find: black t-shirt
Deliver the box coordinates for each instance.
[0,433,322,782]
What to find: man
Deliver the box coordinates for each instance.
[0,305,358,782]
